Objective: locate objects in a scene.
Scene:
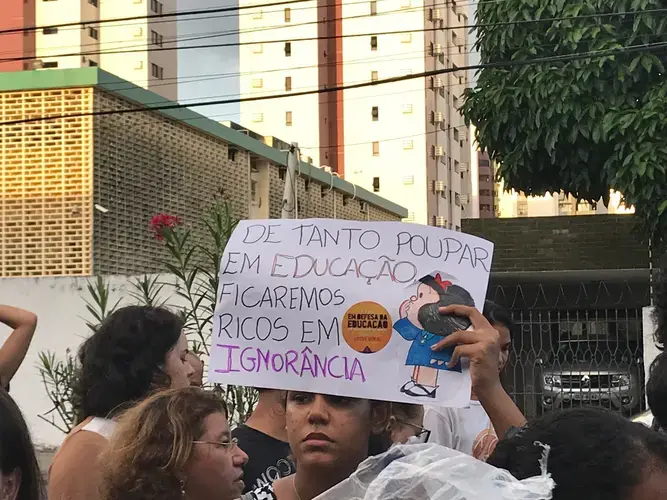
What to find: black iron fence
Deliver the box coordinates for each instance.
[488,277,650,419]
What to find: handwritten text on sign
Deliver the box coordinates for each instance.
[209,219,493,406]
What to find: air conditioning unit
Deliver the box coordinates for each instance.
[322,165,332,174]
[432,77,444,89]
[433,180,445,193]
[403,175,415,185]
[460,194,470,204]
[458,162,469,173]
[434,216,447,227]
[251,113,264,123]
[432,9,443,21]
[433,146,444,158]
[432,44,444,56]
[433,111,443,123]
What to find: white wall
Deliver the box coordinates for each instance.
[643,306,658,389]
[0,275,185,448]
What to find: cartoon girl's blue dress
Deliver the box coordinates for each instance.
[393,317,461,372]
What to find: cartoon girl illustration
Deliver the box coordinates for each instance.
[393,272,475,398]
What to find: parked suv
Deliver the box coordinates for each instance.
[538,339,642,414]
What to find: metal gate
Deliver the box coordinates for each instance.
[488,275,650,419]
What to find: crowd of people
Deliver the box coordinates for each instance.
[1,273,667,499]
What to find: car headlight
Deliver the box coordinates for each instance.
[544,374,561,387]
[611,374,631,387]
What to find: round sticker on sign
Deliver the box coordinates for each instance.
[342,302,392,354]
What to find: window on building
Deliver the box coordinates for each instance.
[88,0,98,6]
[151,30,163,47]
[479,159,490,167]
[42,61,58,68]
[371,70,378,82]
[151,63,164,79]
[89,60,98,67]
[372,141,380,156]
[150,0,163,14]
[43,27,58,35]
[284,7,291,22]
[371,106,379,121]
[370,36,378,51]
[285,76,292,91]
[284,42,292,57]
[88,27,98,39]
[453,128,459,141]
[286,111,293,126]
[370,0,377,15]
[453,96,459,109]
[373,177,380,192]
[480,175,490,183]
[480,189,491,196]
[481,204,491,212]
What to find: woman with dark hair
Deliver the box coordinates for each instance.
[48,305,194,500]
[488,407,667,500]
[101,387,248,500]
[0,388,44,500]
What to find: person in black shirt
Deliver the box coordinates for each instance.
[233,389,295,493]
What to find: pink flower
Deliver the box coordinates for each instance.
[150,213,182,240]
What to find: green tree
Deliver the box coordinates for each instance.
[463,0,667,244]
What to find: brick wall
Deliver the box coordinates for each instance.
[92,89,401,275]
[462,215,648,272]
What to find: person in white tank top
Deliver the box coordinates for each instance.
[424,300,514,461]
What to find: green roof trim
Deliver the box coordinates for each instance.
[0,68,408,218]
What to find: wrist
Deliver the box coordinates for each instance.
[473,379,504,402]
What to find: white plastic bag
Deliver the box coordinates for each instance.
[314,442,554,500]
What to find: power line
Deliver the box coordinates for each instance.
[0,0,311,36]
[3,40,665,127]
[0,0,447,59]
[6,7,665,64]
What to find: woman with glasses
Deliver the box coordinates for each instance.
[100,387,248,500]
[386,403,430,444]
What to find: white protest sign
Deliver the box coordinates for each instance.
[209,219,494,407]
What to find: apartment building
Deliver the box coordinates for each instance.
[1,0,177,100]
[239,0,472,229]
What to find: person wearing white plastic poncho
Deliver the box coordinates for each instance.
[241,305,529,500]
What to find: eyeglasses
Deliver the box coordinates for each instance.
[395,418,431,443]
[193,437,239,451]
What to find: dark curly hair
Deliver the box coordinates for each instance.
[0,389,45,500]
[101,387,228,500]
[653,269,667,349]
[72,305,184,423]
[647,351,667,430]
[488,407,667,500]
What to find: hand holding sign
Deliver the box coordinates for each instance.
[431,305,502,394]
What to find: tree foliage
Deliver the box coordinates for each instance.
[463,0,667,245]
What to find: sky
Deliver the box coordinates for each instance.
[176,0,480,122]
[177,0,241,121]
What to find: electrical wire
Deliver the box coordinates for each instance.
[3,40,666,127]
[0,0,445,58]
[0,0,311,35]
[4,7,665,63]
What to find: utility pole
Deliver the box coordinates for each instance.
[282,142,299,219]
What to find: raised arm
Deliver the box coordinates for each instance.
[431,305,526,439]
[0,305,38,389]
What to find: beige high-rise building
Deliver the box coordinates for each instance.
[238,0,472,229]
[6,0,178,100]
